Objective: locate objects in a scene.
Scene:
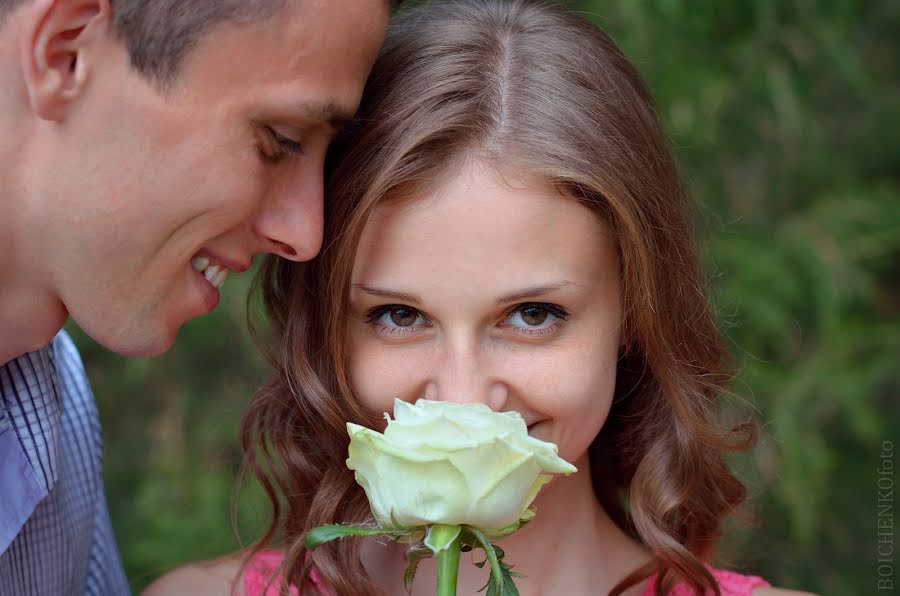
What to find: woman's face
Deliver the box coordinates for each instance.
[346,162,622,466]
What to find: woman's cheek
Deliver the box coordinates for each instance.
[349,340,422,415]
[349,340,389,414]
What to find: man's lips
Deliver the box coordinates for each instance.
[210,254,251,273]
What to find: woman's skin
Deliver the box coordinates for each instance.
[348,162,649,595]
[143,163,813,595]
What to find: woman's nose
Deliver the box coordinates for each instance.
[421,343,508,412]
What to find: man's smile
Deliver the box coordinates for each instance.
[191,256,229,289]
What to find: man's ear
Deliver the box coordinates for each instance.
[21,0,112,121]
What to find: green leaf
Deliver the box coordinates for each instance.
[469,537,524,596]
[470,527,503,594]
[304,524,404,550]
[486,561,522,596]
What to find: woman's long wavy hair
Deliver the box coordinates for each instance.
[242,1,754,594]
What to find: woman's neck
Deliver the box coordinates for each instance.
[360,455,652,596]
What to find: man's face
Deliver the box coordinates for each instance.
[28,1,387,356]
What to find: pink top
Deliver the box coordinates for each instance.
[640,567,770,595]
[244,550,770,595]
[243,550,322,596]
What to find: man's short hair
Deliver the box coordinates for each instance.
[0,0,285,86]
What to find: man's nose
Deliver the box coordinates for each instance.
[422,340,508,412]
[252,165,324,262]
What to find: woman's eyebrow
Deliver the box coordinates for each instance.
[352,284,422,304]
[496,281,575,304]
[353,282,578,305]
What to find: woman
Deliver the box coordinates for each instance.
[147,1,811,594]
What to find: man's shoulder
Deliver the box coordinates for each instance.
[0,328,88,385]
[0,332,69,414]
[51,329,88,376]
[48,329,95,401]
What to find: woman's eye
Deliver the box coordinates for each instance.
[366,305,428,334]
[518,305,549,326]
[387,307,419,327]
[505,303,569,334]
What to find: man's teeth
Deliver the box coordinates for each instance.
[190,256,229,289]
[204,265,229,288]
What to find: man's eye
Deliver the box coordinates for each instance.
[260,127,303,162]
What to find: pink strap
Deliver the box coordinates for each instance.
[641,567,771,596]
[243,550,327,596]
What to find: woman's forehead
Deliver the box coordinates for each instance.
[350,163,616,294]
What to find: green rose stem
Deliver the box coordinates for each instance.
[437,542,461,596]
[427,524,462,596]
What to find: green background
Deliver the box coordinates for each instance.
[68,1,899,593]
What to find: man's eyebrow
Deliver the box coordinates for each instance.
[496,281,575,304]
[353,285,422,304]
[293,101,356,132]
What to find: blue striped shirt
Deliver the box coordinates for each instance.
[0,331,129,595]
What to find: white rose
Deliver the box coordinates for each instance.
[346,399,577,533]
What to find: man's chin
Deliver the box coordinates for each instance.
[111,339,175,359]
[75,318,178,359]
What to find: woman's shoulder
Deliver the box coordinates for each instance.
[643,567,816,596]
[143,549,319,596]
[141,550,306,596]
[142,555,246,596]
[751,588,817,596]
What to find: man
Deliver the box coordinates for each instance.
[0,0,388,592]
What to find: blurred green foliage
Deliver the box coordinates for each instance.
[68,0,898,593]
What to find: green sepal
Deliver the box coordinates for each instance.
[424,524,462,555]
[304,524,407,550]
[403,543,433,593]
[480,508,536,540]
